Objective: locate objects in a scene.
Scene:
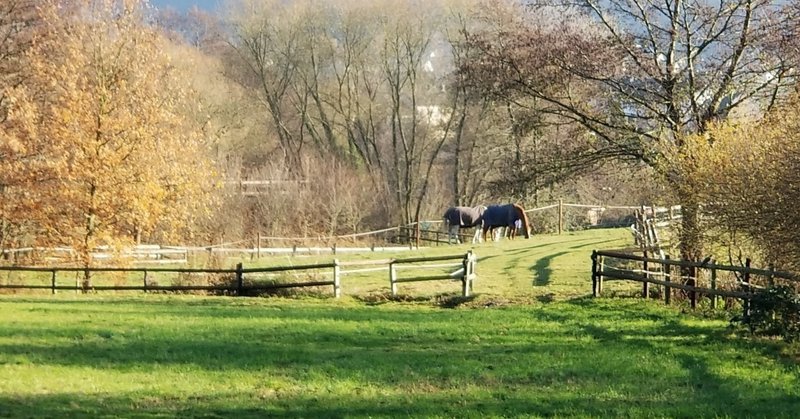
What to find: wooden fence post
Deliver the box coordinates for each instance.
[51,270,56,295]
[663,255,671,305]
[469,252,476,293]
[236,262,243,296]
[256,233,261,259]
[642,250,650,299]
[689,260,697,310]
[83,269,90,293]
[633,209,641,247]
[710,260,717,309]
[591,250,599,297]
[461,252,470,297]
[333,259,341,298]
[598,254,604,294]
[415,215,421,249]
[767,263,775,289]
[558,199,564,235]
[743,258,752,318]
[389,261,398,296]
[143,269,149,293]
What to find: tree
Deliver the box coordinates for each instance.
[3,0,217,284]
[0,0,41,254]
[225,0,474,225]
[227,0,310,170]
[461,0,799,261]
[680,97,800,272]
[0,0,37,124]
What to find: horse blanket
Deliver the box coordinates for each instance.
[482,204,531,240]
[443,206,485,228]
[481,204,521,228]
[443,206,486,244]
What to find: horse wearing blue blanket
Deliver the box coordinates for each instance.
[481,204,531,242]
[442,205,486,244]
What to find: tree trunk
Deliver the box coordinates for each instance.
[678,194,703,279]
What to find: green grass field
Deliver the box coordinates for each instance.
[1,229,799,418]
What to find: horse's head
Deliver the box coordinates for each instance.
[512,204,531,239]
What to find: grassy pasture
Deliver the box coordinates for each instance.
[1,228,634,299]
[1,229,799,417]
[238,227,645,300]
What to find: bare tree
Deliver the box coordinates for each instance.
[461,0,799,260]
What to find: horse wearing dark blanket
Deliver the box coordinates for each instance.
[481,204,531,242]
[442,205,486,244]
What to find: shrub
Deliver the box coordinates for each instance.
[732,285,800,342]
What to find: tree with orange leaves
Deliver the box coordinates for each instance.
[2,0,217,287]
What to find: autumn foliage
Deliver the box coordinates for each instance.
[1,0,217,275]
[680,98,800,272]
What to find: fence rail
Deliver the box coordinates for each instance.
[390,251,477,297]
[591,249,797,310]
[0,253,479,298]
[0,262,341,297]
[1,202,679,261]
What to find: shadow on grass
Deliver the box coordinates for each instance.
[568,238,626,249]
[2,300,799,418]
[530,251,567,287]
[493,242,561,257]
[2,388,765,419]
[351,292,433,306]
[6,384,799,419]
[2,297,799,418]
[536,293,556,303]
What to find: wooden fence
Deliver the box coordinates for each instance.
[0,262,342,297]
[397,226,474,246]
[0,252,478,298]
[591,250,798,310]
[389,251,477,297]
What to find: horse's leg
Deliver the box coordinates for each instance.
[472,227,482,244]
[448,224,459,244]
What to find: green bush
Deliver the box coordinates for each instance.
[732,285,800,342]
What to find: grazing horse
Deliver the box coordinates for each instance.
[442,205,486,244]
[481,204,531,242]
